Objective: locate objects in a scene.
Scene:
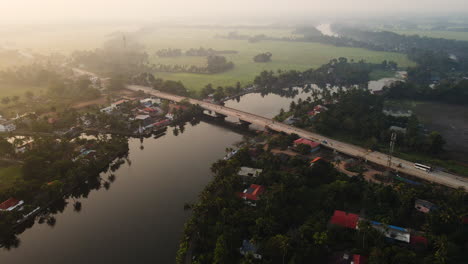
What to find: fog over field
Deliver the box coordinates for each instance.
[1,0,468,23]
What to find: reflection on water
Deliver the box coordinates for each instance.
[224,89,312,119]
[0,122,243,264]
[0,89,311,263]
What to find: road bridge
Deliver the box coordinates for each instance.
[127,85,468,191]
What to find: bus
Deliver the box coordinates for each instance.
[414,163,432,172]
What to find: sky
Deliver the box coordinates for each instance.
[1,0,468,24]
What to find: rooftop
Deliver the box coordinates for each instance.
[330,210,359,229]
[294,138,320,148]
[239,184,265,201]
[238,167,263,177]
[0,198,24,211]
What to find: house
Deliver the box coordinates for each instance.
[47,117,58,124]
[0,198,24,211]
[370,221,410,243]
[140,98,160,107]
[238,184,265,203]
[240,240,262,259]
[0,121,16,132]
[410,235,428,246]
[153,119,170,128]
[310,157,323,167]
[332,253,367,264]
[313,104,328,113]
[352,254,367,264]
[330,210,359,229]
[165,113,175,120]
[238,167,263,178]
[415,199,437,213]
[135,115,152,126]
[111,99,129,108]
[294,138,321,152]
[169,104,188,113]
[15,138,34,154]
[383,109,412,118]
[72,149,96,162]
[100,106,114,114]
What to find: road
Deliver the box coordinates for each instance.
[127,85,468,191]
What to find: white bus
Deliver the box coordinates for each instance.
[414,163,432,172]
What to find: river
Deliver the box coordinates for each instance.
[0,90,312,264]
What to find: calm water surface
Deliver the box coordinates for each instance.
[0,91,310,264]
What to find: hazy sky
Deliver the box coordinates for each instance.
[1,0,468,23]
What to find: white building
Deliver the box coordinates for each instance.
[238,167,263,178]
[0,121,16,132]
[100,106,114,114]
[140,98,161,107]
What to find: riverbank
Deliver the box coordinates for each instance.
[176,134,468,263]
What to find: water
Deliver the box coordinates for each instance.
[316,24,339,37]
[0,91,306,263]
[224,89,312,119]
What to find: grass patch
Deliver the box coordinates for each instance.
[396,151,468,177]
[140,28,415,91]
[369,70,396,80]
[0,83,45,99]
[0,166,24,194]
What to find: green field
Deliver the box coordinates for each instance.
[140,28,415,91]
[392,30,468,41]
[0,83,45,99]
[0,166,23,193]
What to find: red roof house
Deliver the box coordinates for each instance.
[330,210,359,229]
[462,216,468,224]
[294,138,321,151]
[238,184,265,201]
[153,119,170,127]
[410,235,428,246]
[0,198,24,211]
[353,254,367,264]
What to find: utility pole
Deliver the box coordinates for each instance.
[387,132,397,169]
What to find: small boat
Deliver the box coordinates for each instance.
[224,149,238,160]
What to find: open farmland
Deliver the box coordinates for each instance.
[392,30,468,41]
[140,27,416,91]
[0,83,45,98]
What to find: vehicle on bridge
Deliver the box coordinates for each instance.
[414,163,432,172]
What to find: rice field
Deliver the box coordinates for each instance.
[141,28,415,91]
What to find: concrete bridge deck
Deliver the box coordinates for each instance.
[127,85,468,191]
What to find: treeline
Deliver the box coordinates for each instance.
[253,52,272,63]
[332,25,468,56]
[199,82,243,101]
[177,141,468,263]
[330,25,468,83]
[0,136,129,247]
[155,47,237,57]
[152,55,234,74]
[384,79,468,105]
[71,36,150,76]
[254,58,397,92]
[131,72,190,96]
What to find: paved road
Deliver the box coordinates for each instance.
[127,85,468,191]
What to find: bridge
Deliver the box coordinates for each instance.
[127,85,468,191]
